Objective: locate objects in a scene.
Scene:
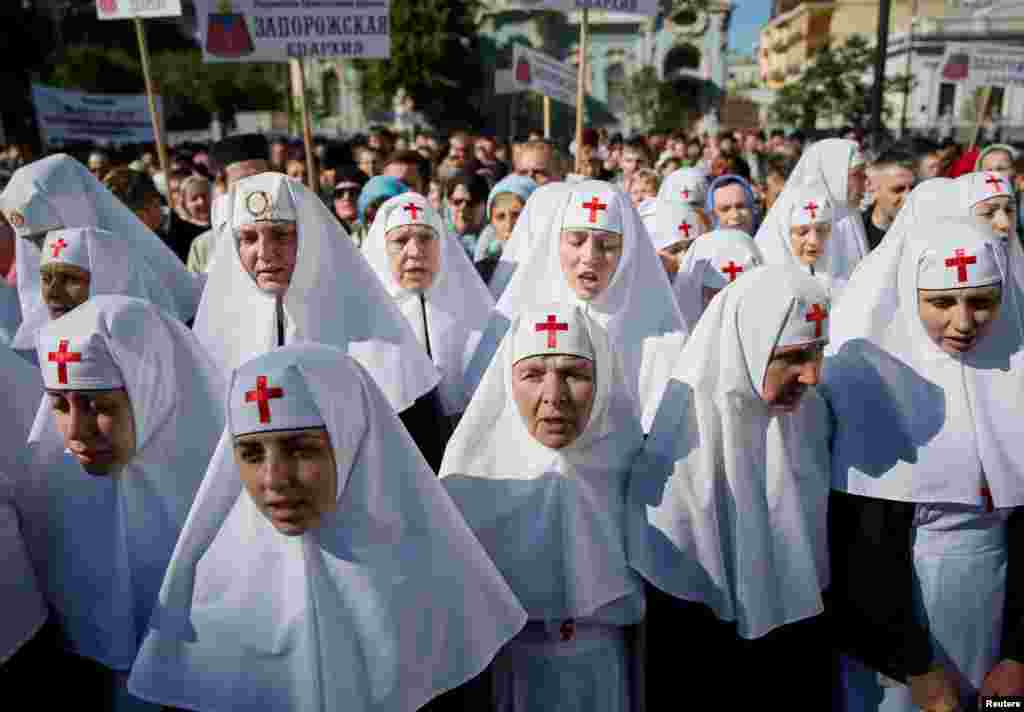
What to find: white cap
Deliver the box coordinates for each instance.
[40,228,91,271]
[512,305,595,365]
[917,241,1002,290]
[561,190,623,235]
[789,188,833,227]
[383,192,438,234]
[230,354,325,436]
[5,198,62,239]
[776,298,830,348]
[37,331,124,390]
[702,247,759,289]
[972,171,1013,203]
[231,173,298,229]
[676,172,706,207]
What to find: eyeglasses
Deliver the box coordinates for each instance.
[334,188,359,198]
[448,198,474,208]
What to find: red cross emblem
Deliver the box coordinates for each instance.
[535,314,568,349]
[50,238,69,258]
[944,248,977,283]
[721,261,744,282]
[48,339,81,385]
[403,202,422,221]
[678,221,692,238]
[804,201,820,220]
[985,173,1006,193]
[805,303,828,338]
[581,196,608,223]
[245,375,285,424]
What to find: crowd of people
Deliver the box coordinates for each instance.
[0,119,1021,712]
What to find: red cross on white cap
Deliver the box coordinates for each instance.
[383,194,435,234]
[702,247,758,290]
[561,190,622,235]
[917,240,1002,291]
[777,299,830,348]
[790,189,833,227]
[35,330,124,391]
[512,305,596,366]
[230,356,325,437]
[41,228,91,271]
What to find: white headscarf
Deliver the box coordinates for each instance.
[362,193,494,416]
[467,179,689,429]
[638,195,658,238]
[658,166,708,209]
[824,219,1024,508]
[16,296,225,670]
[13,226,203,351]
[673,229,764,331]
[758,139,867,295]
[629,265,833,640]
[486,181,570,300]
[0,155,202,347]
[130,343,526,712]
[193,172,439,413]
[441,304,645,623]
[0,343,47,664]
[828,178,966,353]
[756,181,842,290]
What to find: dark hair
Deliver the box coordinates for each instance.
[104,168,161,211]
[872,148,918,175]
[763,153,798,182]
[444,172,489,205]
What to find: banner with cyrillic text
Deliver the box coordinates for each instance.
[509,0,658,15]
[32,84,164,146]
[512,44,576,106]
[96,0,183,20]
[194,0,390,62]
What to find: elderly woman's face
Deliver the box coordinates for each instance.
[235,428,338,536]
[511,354,596,449]
[236,222,299,295]
[386,224,440,292]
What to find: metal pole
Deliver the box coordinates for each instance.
[574,8,589,175]
[868,0,892,144]
[899,1,917,136]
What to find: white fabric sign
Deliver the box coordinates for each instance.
[31,84,163,146]
[194,0,390,62]
[941,42,1024,87]
[96,0,182,20]
[511,0,658,14]
[512,44,577,106]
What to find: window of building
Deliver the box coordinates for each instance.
[937,82,956,118]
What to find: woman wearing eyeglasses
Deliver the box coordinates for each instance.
[444,172,490,259]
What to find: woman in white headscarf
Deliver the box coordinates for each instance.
[128,343,527,712]
[441,303,645,712]
[0,154,202,351]
[658,166,711,231]
[629,265,833,709]
[649,200,706,279]
[363,192,493,431]
[0,343,47,678]
[193,172,446,469]
[11,226,204,353]
[824,220,1024,711]
[672,228,763,331]
[466,180,688,430]
[13,296,225,710]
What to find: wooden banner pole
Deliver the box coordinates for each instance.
[134,18,169,181]
[544,95,552,140]
[973,85,993,148]
[290,58,318,191]
[574,8,589,174]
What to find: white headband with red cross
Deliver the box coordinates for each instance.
[37,333,123,390]
[790,191,833,227]
[777,299,830,348]
[975,171,1012,202]
[917,243,1002,291]
[383,194,436,234]
[702,247,759,290]
[562,190,623,235]
[512,305,595,365]
[41,228,90,271]
[230,363,325,436]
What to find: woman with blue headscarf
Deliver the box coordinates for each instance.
[473,175,537,284]
[705,174,761,236]
[353,175,408,248]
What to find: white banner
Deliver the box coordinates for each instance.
[194,0,390,62]
[941,43,1024,87]
[512,44,577,106]
[32,84,163,146]
[509,0,659,15]
[96,0,183,20]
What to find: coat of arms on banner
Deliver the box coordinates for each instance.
[207,0,255,58]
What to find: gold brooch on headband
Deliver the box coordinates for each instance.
[7,211,25,228]
[245,191,271,220]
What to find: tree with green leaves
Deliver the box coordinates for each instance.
[621,66,701,133]
[769,34,915,131]
[354,0,483,130]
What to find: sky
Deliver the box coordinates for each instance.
[728,0,773,56]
